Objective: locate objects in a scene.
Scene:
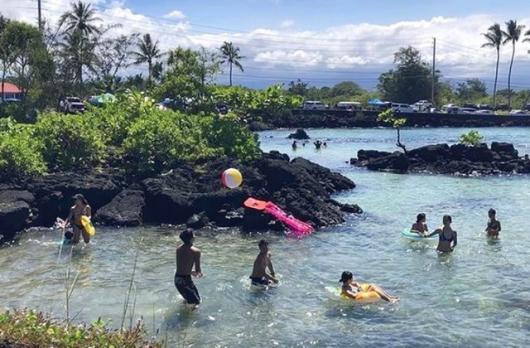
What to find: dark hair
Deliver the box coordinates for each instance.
[488,208,496,215]
[339,271,353,283]
[258,239,268,248]
[180,228,194,245]
[72,194,88,205]
[416,213,426,222]
[443,215,452,223]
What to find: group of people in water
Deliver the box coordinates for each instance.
[410,209,501,252]
[291,140,327,151]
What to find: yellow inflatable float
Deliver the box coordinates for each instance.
[80,215,96,236]
[326,284,381,303]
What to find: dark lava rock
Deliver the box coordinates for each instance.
[491,142,518,160]
[94,189,145,227]
[291,157,355,192]
[462,143,493,162]
[366,152,409,173]
[0,190,34,241]
[186,212,210,229]
[357,150,391,162]
[408,144,450,163]
[287,128,310,140]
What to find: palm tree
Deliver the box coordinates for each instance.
[502,20,525,108]
[481,24,503,108]
[132,33,162,85]
[58,1,101,84]
[219,41,244,86]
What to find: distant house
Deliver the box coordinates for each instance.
[0,82,23,101]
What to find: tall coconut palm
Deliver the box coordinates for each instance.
[58,1,101,84]
[481,24,503,108]
[219,41,244,86]
[502,20,525,108]
[132,33,162,85]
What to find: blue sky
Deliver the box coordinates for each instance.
[5,0,530,89]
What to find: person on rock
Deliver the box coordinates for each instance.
[411,213,428,236]
[250,239,278,287]
[65,194,91,244]
[340,271,399,303]
[175,229,203,308]
[485,208,501,238]
[426,215,457,252]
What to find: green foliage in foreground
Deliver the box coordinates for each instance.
[459,130,484,146]
[0,127,46,180]
[0,309,161,348]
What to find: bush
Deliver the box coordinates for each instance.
[122,110,220,175]
[0,309,161,348]
[0,128,46,180]
[459,130,484,146]
[35,113,106,171]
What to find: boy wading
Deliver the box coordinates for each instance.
[175,229,202,306]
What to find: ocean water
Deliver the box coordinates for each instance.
[1,127,529,347]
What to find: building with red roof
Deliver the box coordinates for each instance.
[0,82,23,101]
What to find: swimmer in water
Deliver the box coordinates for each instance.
[250,239,278,286]
[426,215,457,252]
[175,229,202,307]
[65,194,91,244]
[292,140,298,151]
[411,213,428,236]
[485,208,501,238]
[340,271,399,303]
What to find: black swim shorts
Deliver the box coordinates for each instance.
[174,274,201,305]
[250,276,270,286]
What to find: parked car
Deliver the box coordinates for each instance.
[525,103,530,111]
[476,104,493,110]
[302,100,327,110]
[60,97,85,113]
[335,101,361,111]
[462,103,478,110]
[391,103,414,113]
[412,100,433,112]
[460,107,478,114]
[475,109,494,115]
[510,110,530,116]
[442,104,460,114]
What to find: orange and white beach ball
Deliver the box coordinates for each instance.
[221,168,243,189]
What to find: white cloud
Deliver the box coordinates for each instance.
[280,20,294,28]
[163,10,186,20]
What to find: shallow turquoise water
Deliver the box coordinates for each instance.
[1,127,530,347]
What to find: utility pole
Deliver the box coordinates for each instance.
[431,37,436,108]
[37,0,43,31]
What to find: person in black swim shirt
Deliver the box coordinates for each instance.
[427,215,457,252]
[175,229,202,308]
[250,240,278,286]
[485,208,501,238]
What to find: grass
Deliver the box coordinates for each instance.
[0,309,162,348]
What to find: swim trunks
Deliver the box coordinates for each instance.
[174,274,201,305]
[250,276,271,286]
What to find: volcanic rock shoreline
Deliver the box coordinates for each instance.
[0,152,361,242]
[351,142,530,175]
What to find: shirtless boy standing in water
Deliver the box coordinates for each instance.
[175,229,202,307]
[250,240,278,286]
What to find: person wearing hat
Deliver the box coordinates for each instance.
[65,193,92,244]
[340,271,399,303]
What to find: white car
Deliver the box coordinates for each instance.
[391,103,414,113]
[336,101,361,111]
[302,101,327,110]
[510,110,529,116]
[475,109,495,115]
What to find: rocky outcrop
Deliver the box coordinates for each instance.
[0,190,34,241]
[287,128,310,140]
[352,142,530,176]
[0,152,360,241]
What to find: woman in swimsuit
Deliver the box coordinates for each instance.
[340,271,399,303]
[485,208,501,238]
[65,194,92,244]
[427,215,457,252]
[411,213,428,236]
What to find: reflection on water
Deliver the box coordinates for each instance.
[1,128,530,346]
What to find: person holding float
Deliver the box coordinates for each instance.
[64,193,94,244]
[426,215,457,252]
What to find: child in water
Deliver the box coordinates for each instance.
[411,213,428,236]
[485,208,501,238]
[250,240,278,286]
[340,271,399,303]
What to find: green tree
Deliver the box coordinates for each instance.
[197,47,221,93]
[329,81,363,98]
[131,33,162,86]
[377,108,407,153]
[220,41,244,86]
[377,46,438,104]
[482,23,503,108]
[287,79,309,97]
[459,130,484,146]
[456,79,488,102]
[502,20,525,108]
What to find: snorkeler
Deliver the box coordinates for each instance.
[426,215,457,252]
[411,213,428,235]
[250,239,278,286]
[485,208,501,238]
[175,229,203,307]
[65,194,91,244]
[340,271,399,303]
